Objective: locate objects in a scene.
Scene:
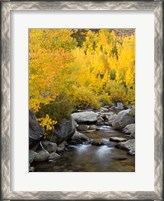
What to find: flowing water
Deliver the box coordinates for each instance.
[34,126,135,172]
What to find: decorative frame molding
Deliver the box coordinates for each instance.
[1,1,163,200]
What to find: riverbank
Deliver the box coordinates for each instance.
[29,103,135,172]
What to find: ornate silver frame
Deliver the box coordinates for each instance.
[1,1,163,200]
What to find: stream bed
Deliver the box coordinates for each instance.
[33,125,135,172]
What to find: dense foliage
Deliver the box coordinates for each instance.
[29,29,135,130]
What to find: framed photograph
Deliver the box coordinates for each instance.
[1,1,163,200]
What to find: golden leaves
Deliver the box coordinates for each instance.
[29,29,135,129]
[37,114,57,131]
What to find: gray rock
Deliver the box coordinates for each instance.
[104,122,109,126]
[128,149,135,155]
[30,143,40,152]
[29,150,37,164]
[51,117,75,144]
[99,107,109,112]
[71,130,89,142]
[77,124,89,131]
[110,137,127,142]
[89,125,97,131]
[29,110,44,148]
[112,109,135,130]
[116,139,135,155]
[116,102,124,110]
[42,141,57,153]
[57,141,66,152]
[48,152,61,160]
[124,105,133,109]
[123,124,135,138]
[96,116,104,125]
[71,111,98,123]
[34,150,50,162]
[29,166,35,172]
[102,112,114,116]
[103,105,110,109]
[72,118,78,128]
[109,105,116,110]
[106,114,117,126]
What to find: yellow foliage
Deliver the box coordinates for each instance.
[29,29,135,129]
[29,29,75,112]
[105,80,127,103]
[71,86,100,109]
[98,93,112,106]
[37,114,57,131]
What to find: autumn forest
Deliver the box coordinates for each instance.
[29,29,135,130]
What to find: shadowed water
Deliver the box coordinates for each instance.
[34,126,135,172]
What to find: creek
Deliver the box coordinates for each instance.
[33,125,135,172]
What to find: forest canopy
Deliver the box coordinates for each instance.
[29,29,135,130]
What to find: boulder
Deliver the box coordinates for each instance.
[48,152,61,161]
[112,109,135,130]
[103,105,110,109]
[51,117,75,144]
[104,122,109,126]
[106,114,117,126]
[34,150,50,162]
[89,125,97,131]
[71,111,98,124]
[116,139,135,155]
[29,110,44,148]
[128,149,135,156]
[124,105,133,109]
[109,105,116,110]
[96,116,104,125]
[122,124,135,138]
[102,112,114,117]
[29,150,37,164]
[77,124,89,131]
[57,141,66,152]
[115,102,124,110]
[42,141,57,153]
[72,118,78,128]
[110,137,127,142]
[99,107,109,112]
[30,142,40,152]
[71,130,89,142]
[29,166,35,172]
